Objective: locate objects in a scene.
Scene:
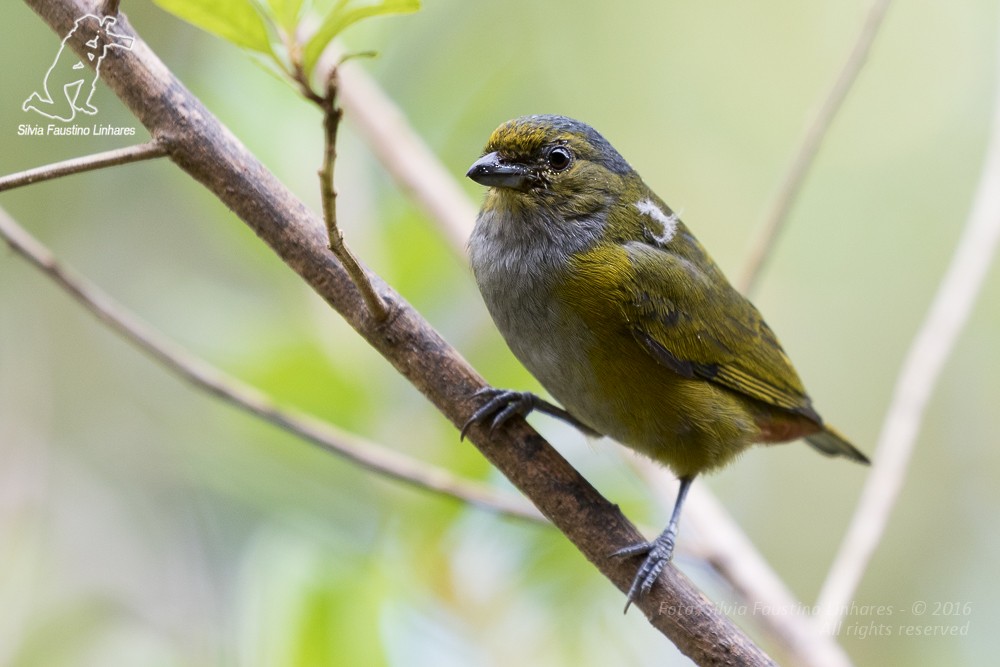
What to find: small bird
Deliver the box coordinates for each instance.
[462,115,869,610]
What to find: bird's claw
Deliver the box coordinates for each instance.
[613,533,677,613]
[460,388,538,440]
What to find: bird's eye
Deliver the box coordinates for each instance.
[546,146,573,172]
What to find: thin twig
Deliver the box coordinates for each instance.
[0,206,542,523]
[316,68,388,321]
[738,0,894,295]
[0,141,166,192]
[101,0,120,15]
[814,13,1000,630]
[290,57,389,321]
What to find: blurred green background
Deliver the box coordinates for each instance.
[2,1,998,665]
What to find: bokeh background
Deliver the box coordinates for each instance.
[2,1,998,665]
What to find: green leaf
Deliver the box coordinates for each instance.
[303,0,420,75]
[268,0,307,31]
[154,0,275,54]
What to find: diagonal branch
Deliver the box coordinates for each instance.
[0,205,542,523]
[0,141,166,192]
[738,0,894,295]
[22,1,775,663]
[815,8,1000,629]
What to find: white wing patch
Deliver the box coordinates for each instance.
[635,198,678,246]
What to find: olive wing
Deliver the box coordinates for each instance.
[623,243,820,421]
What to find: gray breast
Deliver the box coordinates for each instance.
[468,208,604,421]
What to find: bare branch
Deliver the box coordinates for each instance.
[22,1,776,661]
[315,68,388,320]
[0,206,541,522]
[288,55,389,321]
[815,9,1000,630]
[0,141,166,192]
[737,0,894,295]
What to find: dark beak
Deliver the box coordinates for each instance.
[466,151,531,190]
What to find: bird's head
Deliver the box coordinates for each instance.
[467,115,636,220]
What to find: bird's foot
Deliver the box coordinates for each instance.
[460,388,540,440]
[612,530,677,613]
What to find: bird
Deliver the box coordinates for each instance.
[461,114,869,610]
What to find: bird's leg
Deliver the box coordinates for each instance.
[460,387,600,439]
[612,475,694,613]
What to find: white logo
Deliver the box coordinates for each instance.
[23,14,134,122]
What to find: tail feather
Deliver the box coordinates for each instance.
[805,426,870,465]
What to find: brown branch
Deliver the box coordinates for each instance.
[0,205,543,523]
[22,1,776,662]
[292,54,388,321]
[315,67,388,321]
[737,0,894,295]
[0,141,167,192]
